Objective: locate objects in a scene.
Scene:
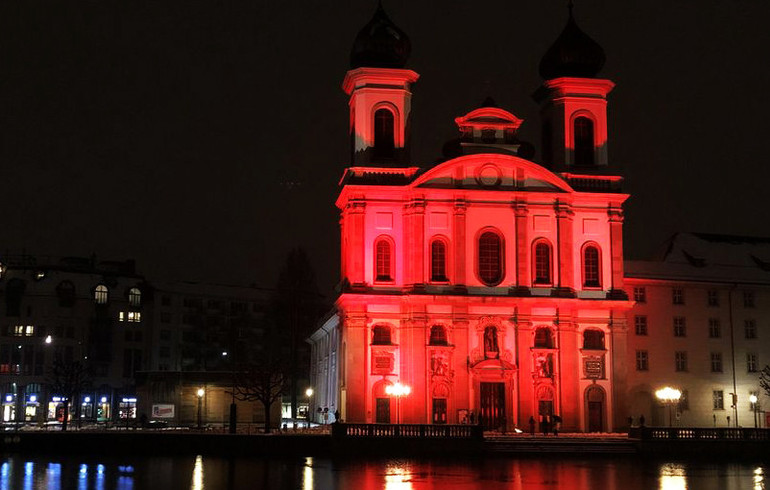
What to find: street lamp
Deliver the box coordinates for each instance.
[655,387,682,427]
[196,388,205,430]
[305,388,314,427]
[750,394,759,428]
[385,382,411,425]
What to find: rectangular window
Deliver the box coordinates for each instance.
[745,319,757,339]
[672,287,684,305]
[127,312,141,323]
[747,353,758,373]
[673,317,686,337]
[744,291,755,308]
[160,330,171,341]
[13,325,34,337]
[119,312,124,322]
[161,295,171,307]
[707,289,719,307]
[160,312,172,323]
[159,346,170,358]
[634,316,648,336]
[635,350,649,371]
[633,287,646,303]
[708,318,721,338]
[713,390,724,410]
[675,351,688,372]
[710,352,723,373]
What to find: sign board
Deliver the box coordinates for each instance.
[152,404,175,419]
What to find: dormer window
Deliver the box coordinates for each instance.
[374,108,395,159]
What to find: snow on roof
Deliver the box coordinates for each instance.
[625,232,770,284]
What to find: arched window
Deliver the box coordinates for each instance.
[583,245,601,288]
[574,116,595,166]
[483,326,499,358]
[372,325,392,345]
[533,241,552,286]
[94,285,109,305]
[430,239,448,282]
[534,327,554,349]
[429,325,448,346]
[128,287,142,307]
[375,238,393,282]
[56,281,76,308]
[478,231,503,286]
[583,330,605,350]
[374,108,395,159]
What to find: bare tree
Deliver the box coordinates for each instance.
[47,359,91,431]
[233,353,286,433]
[760,365,770,398]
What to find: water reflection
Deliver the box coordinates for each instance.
[0,455,764,489]
[659,463,687,490]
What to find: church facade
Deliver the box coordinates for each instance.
[310,4,634,433]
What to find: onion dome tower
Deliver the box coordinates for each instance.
[343,2,419,167]
[534,3,615,174]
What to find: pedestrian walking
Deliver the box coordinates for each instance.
[529,416,536,436]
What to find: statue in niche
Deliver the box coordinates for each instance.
[431,354,448,376]
[535,353,553,378]
[484,326,499,358]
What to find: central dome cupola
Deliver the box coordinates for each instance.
[350,1,411,69]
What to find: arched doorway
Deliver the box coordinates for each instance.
[372,380,392,424]
[585,385,606,432]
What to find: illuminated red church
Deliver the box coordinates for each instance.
[310,4,633,432]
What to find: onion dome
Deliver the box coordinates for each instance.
[539,4,605,80]
[350,2,411,69]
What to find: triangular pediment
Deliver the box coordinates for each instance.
[411,154,573,193]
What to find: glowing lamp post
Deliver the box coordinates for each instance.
[655,387,682,427]
[385,382,411,425]
[305,388,314,426]
[750,394,759,428]
[196,388,205,430]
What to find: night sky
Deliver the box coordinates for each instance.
[3,1,770,296]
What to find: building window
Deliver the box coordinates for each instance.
[673,317,686,337]
[634,316,648,336]
[747,353,758,373]
[128,288,141,307]
[708,318,721,339]
[534,328,554,349]
[160,312,172,323]
[372,325,391,345]
[159,330,171,341]
[743,291,755,308]
[710,352,723,373]
[633,287,646,303]
[707,289,719,307]
[713,390,724,410]
[582,330,604,350]
[161,295,171,307]
[375,237,393,282]
[56,281,76,307]
[675,351,688,372]
[429,325,448,346]
[745,319,757,339]
[635,350,648,371]
[430,239,448,282]
[533,240,552,286]
[12,325,34,337]
[478,231,503,286]
[573,116,595,166]
[94,285,109,305]
[582,244,601,288]
[373,108,395,159]
[672,287,684,305]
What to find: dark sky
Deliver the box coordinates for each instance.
[2,1,770,296]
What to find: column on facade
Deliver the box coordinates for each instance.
[556,314,580,431]
[452,200,467,292]
[513,202,529,293]
[404,198,426,289]
[342,307,368,422]
[343,199,367,289]
[609,311,628,431]
[608,205,625,297]
[451,304,470,423]
[514,311,535,425]
[400,304,427,423]
[555,201,574,294]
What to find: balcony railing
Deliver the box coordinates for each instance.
[332,423,483,440]
[630,427,770,441]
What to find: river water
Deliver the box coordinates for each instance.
[0,454,765,489]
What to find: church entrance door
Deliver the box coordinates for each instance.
[375,398,390,424]
[480,382,505,430]
[588,401,603,432]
